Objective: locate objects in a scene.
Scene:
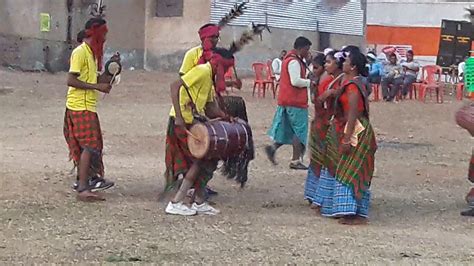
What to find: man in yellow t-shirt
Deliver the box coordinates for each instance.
[179,24,219,76]
[63,18,120,202]
[164,48,236,216]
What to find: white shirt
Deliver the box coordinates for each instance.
[288,59,311,88]
[272,58,282,80]
[459,61,466,79]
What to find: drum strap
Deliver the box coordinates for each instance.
[181,82,207,122]
[181,82,198,113]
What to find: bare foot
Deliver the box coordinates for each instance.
[338,216,367,225]
[310,204,321,214]
[77,190,106,202]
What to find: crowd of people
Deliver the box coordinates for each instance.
[267,40,377,225]
[62,11,472,223]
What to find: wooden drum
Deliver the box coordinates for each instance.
[188,119,251,160]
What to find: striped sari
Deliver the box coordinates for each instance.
[306,76,337,202]
[329,79,377,200]
[313,78,377,217]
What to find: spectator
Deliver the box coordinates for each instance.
[367,52,382,85]
[399,50,420,98]
[381,53,403,102]
[458,55,469,82]
[272,50,287,81]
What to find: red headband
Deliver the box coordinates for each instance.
[85,24,108,70]
[198,25,220,40]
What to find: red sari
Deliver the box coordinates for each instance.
[309,75,338,177]
[325,78,377,200]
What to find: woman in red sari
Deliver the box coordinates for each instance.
[305,51,343,209]
[312,47,377,225]
[304,53,328,205]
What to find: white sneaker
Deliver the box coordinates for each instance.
[165,202,197,216]
[191,202,220,215]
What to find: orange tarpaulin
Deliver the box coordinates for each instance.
[367,25,441,56]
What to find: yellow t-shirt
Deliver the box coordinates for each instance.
[170,63,214,124]
[179,45,203,75]
[66,43,99,112]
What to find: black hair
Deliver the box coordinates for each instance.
[85,18,106,29]
[325,50,343,69]
[407,50,414,55]
[200,23,217,30]
[342,45,361,54]
[76,30,86,43]
[212,47,234,59]
[294,36,312,49]
[282,50,287,53]
[312,53,325,67]
[347,48,369,77]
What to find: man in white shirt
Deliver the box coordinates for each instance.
[458,55,469,82]
[399,50,420,98]
[271,50,287,81]
[266,37,315,170]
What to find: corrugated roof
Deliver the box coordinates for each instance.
[210,1,364,36]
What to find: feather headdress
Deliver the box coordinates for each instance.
[229,22,271,54]
[218,2,248,28]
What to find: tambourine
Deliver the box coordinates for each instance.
[104,60,122,76]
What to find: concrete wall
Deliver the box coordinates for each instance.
[367,1,471,27]
[0,0,145,72]
[144,0,211,72]
[103,0,146,69]
[0,0,70,72]
[328,33,366,52]
[0,0,365,73]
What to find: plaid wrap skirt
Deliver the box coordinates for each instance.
[63,109,104,177]
[313,168,371,218]
[164,117,217,192]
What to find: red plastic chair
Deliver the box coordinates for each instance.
[252,62,275,98]
[456,82,464,100]
[371,83,381,102]
[415,65,445,103]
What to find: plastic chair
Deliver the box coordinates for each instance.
[415,65,445,103]
[456,83,464,100]
[252,62,275,98]
[371,83,381,102]
[411,82,422,100]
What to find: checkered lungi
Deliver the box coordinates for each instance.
[304,167,319,203]
[313,168,371,218]
[164,117,217,192]
[63,109,104,177]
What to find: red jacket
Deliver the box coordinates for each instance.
[277,50,308,108]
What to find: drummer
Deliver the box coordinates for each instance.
[178,23,242,197]
[164,48,235,216]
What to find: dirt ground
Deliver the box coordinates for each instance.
[0,67,473,264]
